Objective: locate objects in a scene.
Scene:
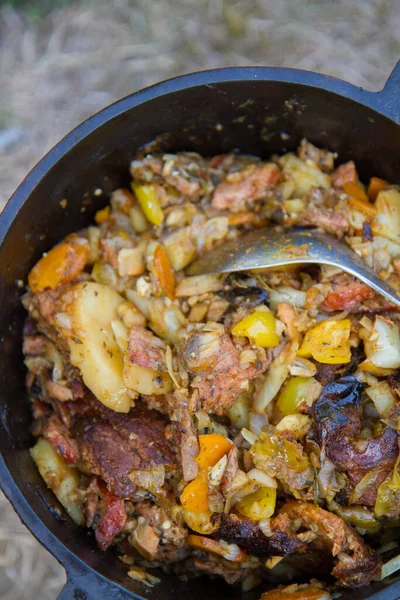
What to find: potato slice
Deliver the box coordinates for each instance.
[66,282,131,413]
[31,438,84,525]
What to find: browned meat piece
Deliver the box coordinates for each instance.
[321,274,374,312]
[85,478,127,550]
[44,380,74,402]
[332,161,358,188]
[172,398,200,482]
[280,501,381,587]
[193,557,251,584]
[312,377,399,473]
[182,326,269,415]
[78,420,136,497]
[76,407,176,497]
[298,139,335,172]
[299,209,349,237]
[213,512,307,557]
[42,414,80,464]
[165,174,201,197]
[23,334,48,356]
[132,501,189,562]
[212,163,279,212]
[127,325,167,372]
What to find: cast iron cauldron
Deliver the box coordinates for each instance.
[1,63,400,600]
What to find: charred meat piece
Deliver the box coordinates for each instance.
[280,501,381,587]
[312,377,399,472]
[299,209,349,237]
[212,512,307,557]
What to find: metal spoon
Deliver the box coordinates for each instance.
[187,228,400,308]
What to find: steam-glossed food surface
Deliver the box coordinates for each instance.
[23,140,400,597]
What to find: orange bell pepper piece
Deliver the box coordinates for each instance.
[186,534,248,562]
[95,205,110,224]
[196,434,232,470]
[28,242,88,292]
[154,244,175,300]
[343,181,369,202]
[368,177,389,202]
[180,475,208,513]
[348,196,377,219]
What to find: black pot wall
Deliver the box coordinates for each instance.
[1,66,400,600]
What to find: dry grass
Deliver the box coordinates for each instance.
[0,0,399,597]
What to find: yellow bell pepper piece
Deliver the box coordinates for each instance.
[131,183,164,226]
[231,309,280,348]
[196,434,232,470]
[28,242,88,292]
[236,486,277,520]
[276,377,313,415]
[298,319,351,364]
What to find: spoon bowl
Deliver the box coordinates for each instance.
[188,228,400,308]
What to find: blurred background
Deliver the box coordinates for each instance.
[0,0,399,597]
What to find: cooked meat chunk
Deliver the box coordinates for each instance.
[76,406,176,497]
[42,414,80,464]
[321,275,374,312]
[212,163,279,212]
[193,556,251,584]
[132,501,189,563]
[182,326,269,414]
[172,399,200,482]
[332,161,358,188]
[127,325,168,371]
[280,501,381,587]
[298,139,335,172]
[85,478,127,550]
[299,208,349,237]
[213,512,307,557]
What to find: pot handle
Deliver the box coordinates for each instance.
[372,59,400,123]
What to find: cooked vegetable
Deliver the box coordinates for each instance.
[366,381,396,417]
[31,437,83,525]
[372,188,400,243]
[344,181,368,202]
[276,376,320,415]
[236,486,277,520]
[180,434,232,513]
[132,182,164,226]
[368,176,389,202]
[196,434,232,470]
[187,535,248,562]
[95,205,110,224]
[362,316,400,370]
[348,196,377,219]
[298,319,351,364]
[180,474,209,513]
[232,309,280,348]
[153,244,175,299]
[64,282,131,412]
[28,241,88,291]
